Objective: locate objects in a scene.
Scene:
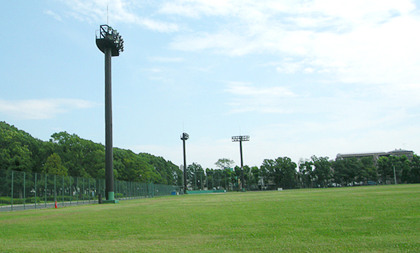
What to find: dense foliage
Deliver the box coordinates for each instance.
[0,122,180,185]
[187,156,420,191]
[2,121,419,190]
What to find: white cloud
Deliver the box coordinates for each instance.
[143,68,163,73]
[62,0,420,85]
[276,62,303,74]
[148,56,184,62]
[163,0,420,86]
[170,30,254,56]
[224,79,420,134]
[44,10,62,21]
[249,114,420,164]
[302,0,414,22]
[225,82,296,97]
[159,0,248,18]
[44,0,420,164]
[303,67,314,74]
[62,0,178,32]
[0,99,96,120]
[140,17,179,33]
[224,82,298,113]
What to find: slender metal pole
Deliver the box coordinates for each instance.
[54,175,56,204]
[11,171,13,211]
[183,139,187,194]
[212,172,214,189]
[105,47,115,201]
[45,175,47,208]
[240,139,244,190]
[77,177,79,205]
[69,177,72,206]
[225,173,227,191]
[23,172,26,210]
[62,175,64,206]
[83,178,85,203]
[232,135,249,191]
[35,173,37,209]
[393,165,397,185]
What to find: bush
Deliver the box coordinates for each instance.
[54,195,74,201]
[26,197,41,203]
[0,197,25,204]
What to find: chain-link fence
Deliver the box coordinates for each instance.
[0,169,181,212]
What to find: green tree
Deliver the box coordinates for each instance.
[377,156,391,184]
[50,132,85,177]
[187,163,204,190]
[360,156,377,182]
[0,122,183,187]
[0,126,33,172]
[43,153,68,176]
[409,154,420,183]
[334,157,371,186]
[275,157,297,189]
[206,168,215,189]
[248,166,260,190]
[400,156,411,183]
[332,159,345,186]
[223,167,235,190]
[260,159,276,189]
[345,157,360,184]
[215,158,234,170]
[311,156,331,187]
[233,166,243,190]
[261,157,297,189]
[299,159,313,188]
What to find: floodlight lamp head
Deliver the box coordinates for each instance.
[232,135,250,142]
[180,132,189,141]
[96,24,124,56]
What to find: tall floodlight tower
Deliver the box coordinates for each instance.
[181,133,189,194]
[96,24,124,203]
[232,135,250,191]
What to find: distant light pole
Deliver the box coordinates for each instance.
[232,135,250,191]
[96,24,124,203]
[393,165,397,185]
[181,133,189,194]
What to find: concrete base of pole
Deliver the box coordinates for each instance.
[102,199,119,204]
[101,191,119,204]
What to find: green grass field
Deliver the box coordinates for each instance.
[1,185,419,252]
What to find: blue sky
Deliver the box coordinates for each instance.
[2,0,420,169]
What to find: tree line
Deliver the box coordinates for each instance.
[2,121,419,190]
[0,122,181,185]
[185,154,420,191]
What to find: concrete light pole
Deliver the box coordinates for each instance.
[232,135,250,191]
[181,133,189,194]
[96,24,124,203]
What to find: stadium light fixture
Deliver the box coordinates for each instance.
[232,135,250,191]
[96,24,124,203]
[181,133,189,194]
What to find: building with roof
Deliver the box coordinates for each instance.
[336,149,414,162]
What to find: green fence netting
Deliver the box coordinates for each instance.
[0,169,181,212]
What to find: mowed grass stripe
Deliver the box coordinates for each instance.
[0,185,419,252]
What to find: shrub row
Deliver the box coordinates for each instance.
[0,195,98,205]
